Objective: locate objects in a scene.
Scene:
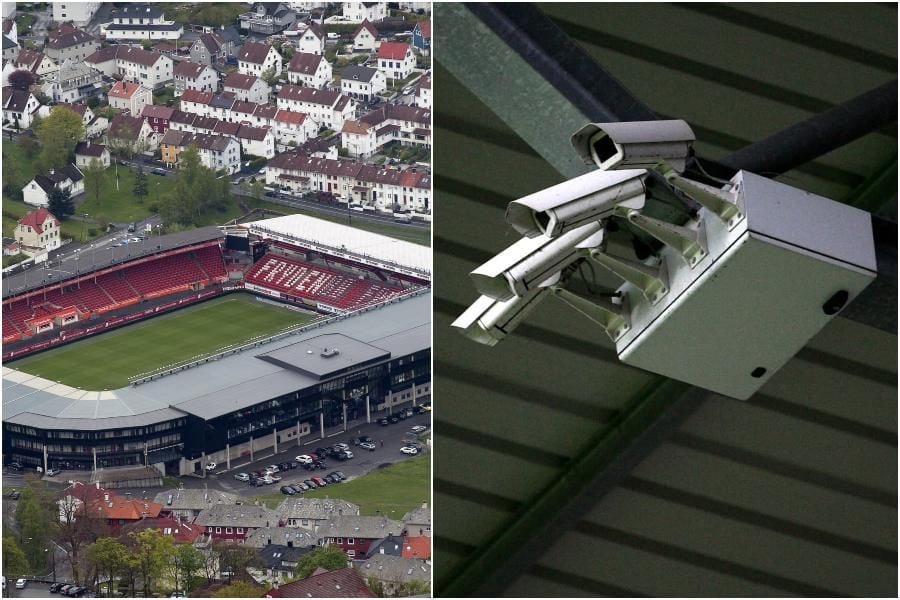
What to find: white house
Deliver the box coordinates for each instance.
[272,109,317,149]
[359,102,430,150]
[43,58,103,104]
[376,42,416,81]
[159,129,241,174]
[173,60,219,94]
[22,165,85,208]
[277,85,354,130]
[108,113,157,154]
[100,3,183,41]
[59,103,107,139]
[342,2,387,23]
[74,140,111,168]
[286,52,331,89]
[415,74,430,109]
[52,2,101,26]
[340,120,377,158]
[340,65,386,101]
[13,48,58,77]
[352,20,379,52]
[44,23,98,64]
[295,22,325,55]
[223,72,270,105]
[85,45,173,89]
[236,125,276,158]
[3,16,17,46]
[2,86,41,130]
[15,208,62,253]
[107,80,153,116]
[237,41,282,78]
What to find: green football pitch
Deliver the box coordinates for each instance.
[8,294,317,390]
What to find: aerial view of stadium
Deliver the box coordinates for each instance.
[3,214,431,476]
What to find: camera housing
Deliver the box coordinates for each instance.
[571,120,695,172]
[451,287,549,346]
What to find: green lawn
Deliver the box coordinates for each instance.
[256,452,431,518]
[80,166,179,224]
[8,294,317,390]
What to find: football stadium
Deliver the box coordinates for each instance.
[2,214,431,476]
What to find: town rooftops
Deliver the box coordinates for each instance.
[365,534,404,558]
[245,526,319,549]
[341,65,378,83]
[376,42,410,60]
[197,32,225,53]
[14,48,45,72]
[123,515,201,543]
[17,208,59,234]
[415,20,431,38]
[259,544,314,570]
[169,110,196,126]
[2,87,33,113]
[59,103,89,117]
[401,504,430,526]
[152,488,240,512]
[287,52,325,75]
[93,497,163,521]
[265,567,376,598]
[195,503,277,528]
[47,23,95,49]
[354,19,378,38]
[108,114,146,140]
[32,164,84,193]
[108,80,145,99]
[319,515,404,540]
[356,555,431,584]
[116,3,165,20]
[214,120,241,136]
[224,71,261,90]
[276,498,360,523]
[238,40,272,64]
[341,120,370,136]
[278,84,342,106]
[274,109,306,124]
[237,124,271,141]
[173,60,208,79]
[161,130,237,152]
[141,104,175,120]
[210,92,238,109]
[87,45,166,67]
[401,536,430,559]
[75,141,107,158]
[360,103,430,127]
[231,100,257,115]
[179,89,214,105]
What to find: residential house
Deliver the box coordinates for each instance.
[295,22,325,55]
[13,48,58,77]
[52,2,101,26]
[359,103,430,150]
[178,89,216,116]
[355,556,430,596]
[189,30,238,67]
[364,534,404,559]
[266,153,431,211]
[159,129,241,174]
[74,140,110,168]
[173,111,276,159]
[244,527,318,549]
[398,1,431,12]
[239,3,296,35]
[352,20,378,53]
[316,515,404,559]
[341,120,376,158]
[340,65,385,101]
[100,3,183,41]
[85,45,173,89]
[263,567,375,598]
[208,91,239,120]
[22,164,85,207]
[2,86,41,130]
[107,113,156,155]
[59,102,107,139]
[272,108,317,149]
[194,503,277,542]
[257,544,315,584]
[42,58,103,103]
[236,124,276,158]
[3,16,16,46]
[141,104,175,134]
[121,515,202,545]
[153,488,240,521]
[401,536,430,560]
[92,497,163,529]
[14,208,61,253]
[173,60,219,94]
[401,503,430,537]
[45,23,98,64]
[343,2,388,23]
[286,52,331,89]
[58,482,113,521]
[414,74,430,109]
[238,41,282,77]
[107,80,153,115]
[412,20,430,54]
[1,61,16,87]
[223,72,270,104]
[376,42,415,81]
[277,84,354,130]
[276,498,360,530]
[1,33,16,63]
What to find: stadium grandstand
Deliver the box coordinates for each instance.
[2,216,431,476]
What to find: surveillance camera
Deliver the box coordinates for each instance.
[451,287,549,346]
[470,222,604,300]
[506,169,647,238]
[571,120,695,172]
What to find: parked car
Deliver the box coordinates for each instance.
[288,484,303,493]
[265,464,280,474]
[269,474,282,482]
[8,461,23,471]
[410,425,428,434]
[50,582,65,593]
[304,479,317,488]
[46,468,61,476]
[249,478,265,487]
[311,476,327,487]
[352,436,373,445]
[296,455,313,465]
[378,418,390,426]
[205,462,217,471]
[59,585,73,594]
[389,415,400,424]
[261,475,275,485]
[234,473,250,482]
[333,471,346,481]
[280,485,296,495]
[360,441,376,451]
[279,461,292,471]
[313,460,327,470]
[334,443,350,451]
[295,481,310,491]
[15,579,27,589]
[401,446,419,455]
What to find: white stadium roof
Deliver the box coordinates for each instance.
[244,214,432,279]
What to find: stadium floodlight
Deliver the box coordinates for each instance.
[506,168,647,238]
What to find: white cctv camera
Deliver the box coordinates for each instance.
[571,120,695,172]
[451,286,549,346]
[469,222,605,300]
[506,168,647,238]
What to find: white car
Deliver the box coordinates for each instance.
[260,475,275,485]
[205,462,217,471]
[334,443,350,451]
[400,446,419,455]
[410,425,428,434]
[360,442,376,451]
[296,455,313,465]
[234,473,250,482]
[265,464,280,474]
[15,579,26,590]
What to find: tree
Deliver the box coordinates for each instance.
[88,537,129,597]
[249,179,264,207]
[14,474,57,573]
[8,69,37,91]
[84,159,106,205]
[141,38,152,50]
[261,67,277,86]
[57,491,111,585]
[3,532,30,577]
[213,540,262,584]
[48,186,75,218]
[133,165,148,204]
[35,105,85,171]
[293,545,349,580]
[129,529,172,596]
[212,581,263,598]
[169,543,204,594]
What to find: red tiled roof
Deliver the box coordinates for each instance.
[75,141,107,157]
[353,19,378,38]
[142,104,175,120]
[231,100,258,115]
[89,497,162,521]
[376,42,410,60]
[265,567,375,598]
[108,80,144,99]
[14,48,45,73]
[341,120,369,135]
[255,104,279,119]
[238,41,271,64]
[18,208,59,234]
[180,89,214,105]
[401,536,431,560]
[125,516,201,543]
[173,60,207,79]
[213,120,241,136]
[238,124,270,141]
[47,23,95,49]
[416,20,431,38]
[278,84,341,106]
[287,52,325,75]
[273,109,306,124]
[224,71,261,90]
